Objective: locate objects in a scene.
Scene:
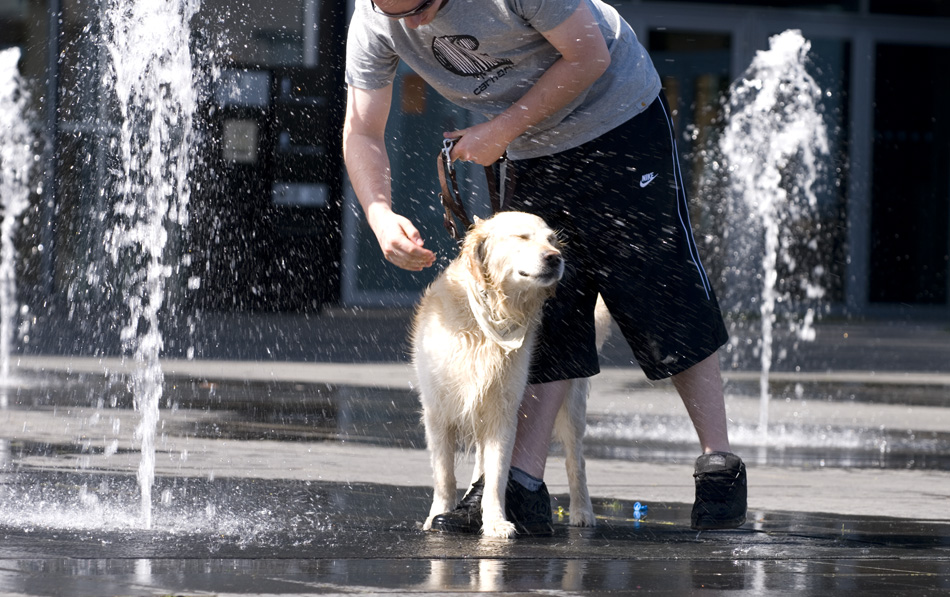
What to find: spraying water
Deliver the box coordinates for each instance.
[718,30,829,441]
[103,0,200,529]
[0,48,33,400]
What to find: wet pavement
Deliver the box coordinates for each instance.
[1,471,950,596]
[1,316,949,595]
[1,469,949,595]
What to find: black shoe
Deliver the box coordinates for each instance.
[504,475,554,536]
[429,474,554,536]
[691,452,747,530]
[429,476,485,534]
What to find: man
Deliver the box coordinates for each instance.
[342,0,747,534]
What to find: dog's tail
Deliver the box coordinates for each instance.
[593,294,612,352]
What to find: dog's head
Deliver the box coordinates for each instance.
[461,212,564,297]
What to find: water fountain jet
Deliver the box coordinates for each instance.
[0,48,33,403]
[102,0,200,529]
[717,30,830,442]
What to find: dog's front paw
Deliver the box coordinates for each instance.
[481,517,517,539]
[569,505,596,527]
[423,515,436,531]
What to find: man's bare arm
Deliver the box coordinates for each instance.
[343,84,436,270]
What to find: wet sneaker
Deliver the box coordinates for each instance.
[429,474,554,536]
[691,451,747,530]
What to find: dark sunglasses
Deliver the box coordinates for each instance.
[370,0,438,18]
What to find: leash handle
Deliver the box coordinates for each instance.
[438,137,470,242]
[437,137,516,242]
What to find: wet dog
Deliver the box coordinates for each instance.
[412,211,598,538]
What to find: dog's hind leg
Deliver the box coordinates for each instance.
[552,294,610,527]
[555,378,596,527]
[422,406,458,530]
[468,443,485,489]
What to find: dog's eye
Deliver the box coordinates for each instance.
[514,234,530,241]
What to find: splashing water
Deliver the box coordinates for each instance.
[718,30,829,441]
[103,0,199,529]
[0,48,33,399]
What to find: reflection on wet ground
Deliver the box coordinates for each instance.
[1,371,425,448]
[2,556,949,596]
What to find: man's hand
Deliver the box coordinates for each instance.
[367,203,436,271]
[443,120,513,166]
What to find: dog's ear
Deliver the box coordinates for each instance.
[462,228,489,289]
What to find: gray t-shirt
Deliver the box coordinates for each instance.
[345,0,662,160]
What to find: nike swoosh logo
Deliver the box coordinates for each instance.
[640,172,658,188]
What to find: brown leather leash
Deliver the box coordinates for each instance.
[437,138,515,243]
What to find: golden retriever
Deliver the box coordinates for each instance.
[412,211,600,538]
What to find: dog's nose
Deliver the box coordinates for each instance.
[543,251,563,269]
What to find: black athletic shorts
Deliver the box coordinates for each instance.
[505,93,729,382]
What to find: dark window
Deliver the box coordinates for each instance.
[869,0,950,17]
[869,43,950,304]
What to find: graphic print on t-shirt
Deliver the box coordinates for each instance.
[432,35,513,77]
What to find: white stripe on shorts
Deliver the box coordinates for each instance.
[658,98,713,300]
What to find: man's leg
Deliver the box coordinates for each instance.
[671,353,731,454]
[512,355,746,531]
[510,380,572,478]
[672,353,748,530]
[515,356,735,471]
